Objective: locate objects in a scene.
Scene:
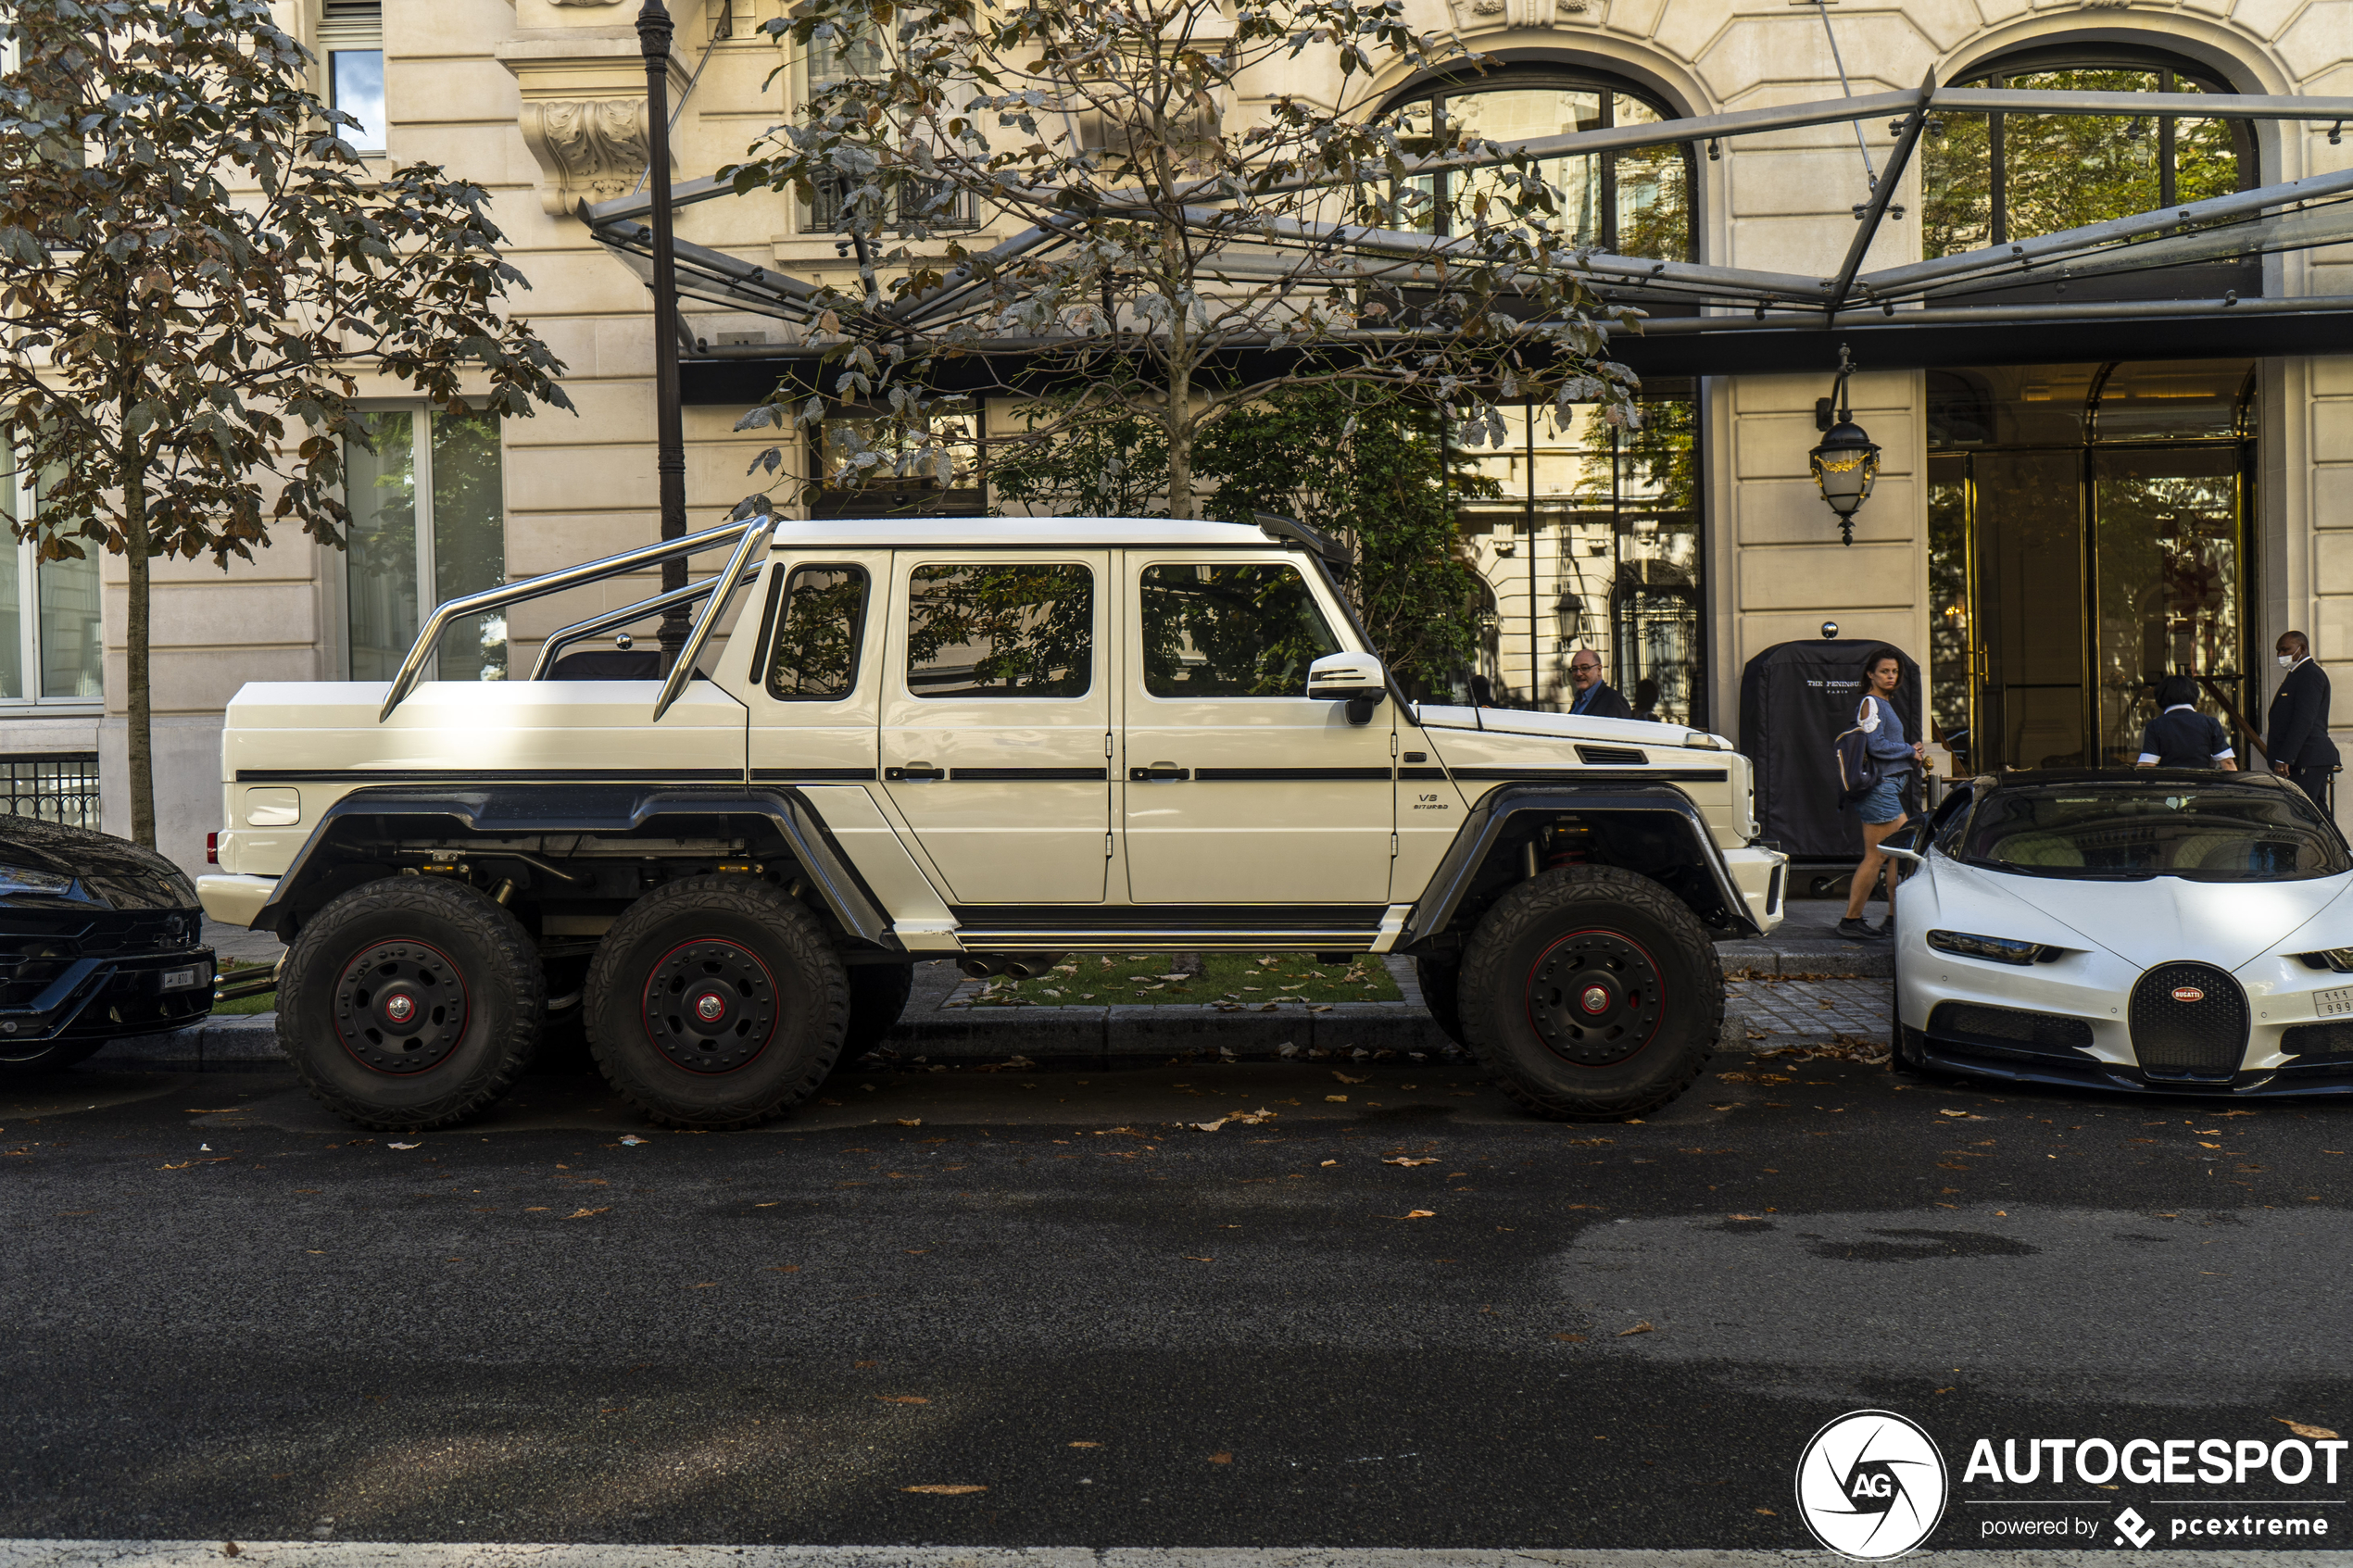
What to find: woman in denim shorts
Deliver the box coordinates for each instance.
[1841,647,1925,940]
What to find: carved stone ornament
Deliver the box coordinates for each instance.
[1447,0,1589,27]
[520,97,652,216]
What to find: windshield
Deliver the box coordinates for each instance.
[1958,782,2350,882]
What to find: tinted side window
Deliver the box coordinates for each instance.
[768,565,870,699]
[1139,563,1340,697]
[906,563,1092,698]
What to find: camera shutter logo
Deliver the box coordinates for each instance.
[1795,1410,1949,1560]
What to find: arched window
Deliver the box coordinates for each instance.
[1921,46,2254,262]
[1377,69,1693,261]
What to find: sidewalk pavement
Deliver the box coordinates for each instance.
[129,907,1890,1073]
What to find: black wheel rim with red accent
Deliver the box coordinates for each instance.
[333,941,469,1074]
[643,939,779,1074]
[1524,929,1667,1067]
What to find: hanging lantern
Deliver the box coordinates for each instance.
[1809,343,1881,546]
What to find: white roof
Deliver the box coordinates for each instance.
[767,517,1290,551]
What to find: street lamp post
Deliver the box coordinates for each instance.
[637,0,690,669]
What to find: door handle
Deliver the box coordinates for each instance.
[886,764,946,782]
[1128,763,1189,782]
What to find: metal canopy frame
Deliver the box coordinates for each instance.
[581,79,2353,347]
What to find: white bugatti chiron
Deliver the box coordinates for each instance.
[1883,769,2353,1095]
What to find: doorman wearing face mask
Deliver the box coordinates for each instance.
[2267,630,2340,807]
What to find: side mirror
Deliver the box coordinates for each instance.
[1880,817,1928,867]
[1308,651,1388,726]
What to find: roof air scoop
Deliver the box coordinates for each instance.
[1254,512,1352,570]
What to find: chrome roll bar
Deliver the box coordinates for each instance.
[652,513,776,722]
[524,564,765,682]
[376,514,774,722]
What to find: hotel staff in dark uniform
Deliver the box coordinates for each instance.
[2267,630,2340,804]
[2136,675,2236,770]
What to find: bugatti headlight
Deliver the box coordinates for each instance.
[1926,929,2060,966]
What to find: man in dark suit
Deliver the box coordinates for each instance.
[1567,649,1634,721]
[2267,630,2340,807]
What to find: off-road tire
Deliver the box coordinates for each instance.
[1415,957,1466,1047]
[278,877,545,1131]
[840,962,914,1064]
[1457,864,1721,1121]
[0,1038,107,1080]
[585,877,848,1129]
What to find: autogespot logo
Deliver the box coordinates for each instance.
[1796,1410,1951,1560]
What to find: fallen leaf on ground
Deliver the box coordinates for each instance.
[158,1159,233,1170]
[902,1484,985,1495]
[878,1395,930,1404]
[1552,1333,1586,1343]
[1617,1321,1655,1336]
[1207,1451,1233,1464]
[1320,1159,1338,1167]
[566,1207,610,1219]
[1390,1209,1436,1220]
[897,1118,922,1127]
[1937,1110,1969,1118]
[1191,1120,1228,1133]
[1326,1095,1349,1103]
[1183,1255,1214,1262]
[766,1264,799,1273]
[1333,1071,1368,1084]
[1755,1508,1777,1516]
[2277,1417,2341,1440]
[1069,1441,1100,1449]
[1383,1157,1439,1167]
[387,1141,421,1149]
[619,1135,647,1147]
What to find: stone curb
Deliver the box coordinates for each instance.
[89,1001,1787,1072]
[1718,937,1889,977]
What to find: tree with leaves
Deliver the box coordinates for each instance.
[0,0,573,847]
[723,0,1644,521]
[989,383,1497,694]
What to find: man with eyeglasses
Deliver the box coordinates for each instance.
[1566,648,1633,721]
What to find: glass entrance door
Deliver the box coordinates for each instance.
[1928,360,2254,774]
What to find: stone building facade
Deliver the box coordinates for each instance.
[8,0,2349,872]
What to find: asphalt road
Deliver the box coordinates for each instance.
[6,1041,2352,1553]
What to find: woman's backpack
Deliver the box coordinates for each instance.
[1834,709,1882,809]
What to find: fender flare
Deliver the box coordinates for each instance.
[1403,781,1762,946]
[250,784,898,949]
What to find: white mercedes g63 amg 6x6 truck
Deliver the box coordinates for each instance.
[198,511,1785,1131]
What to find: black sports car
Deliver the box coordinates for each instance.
[0,814,213,1078]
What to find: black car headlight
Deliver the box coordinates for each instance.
[1926,929,2060,965]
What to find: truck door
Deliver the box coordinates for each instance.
[877,550,1112,904]
[1119,554,1393,904]
[738,550,889,784]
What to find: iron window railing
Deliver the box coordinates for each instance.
[0,752,100,829]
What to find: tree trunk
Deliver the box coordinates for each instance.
[121,442,156,849]
[1164,358,1193,521]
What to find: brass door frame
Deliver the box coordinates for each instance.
[1936,438,2254,771]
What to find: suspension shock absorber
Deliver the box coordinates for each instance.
[1543,821,1592,872]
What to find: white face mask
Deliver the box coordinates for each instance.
[2281,654,2296,670]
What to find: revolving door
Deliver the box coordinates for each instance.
[1927,360,2256,773]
